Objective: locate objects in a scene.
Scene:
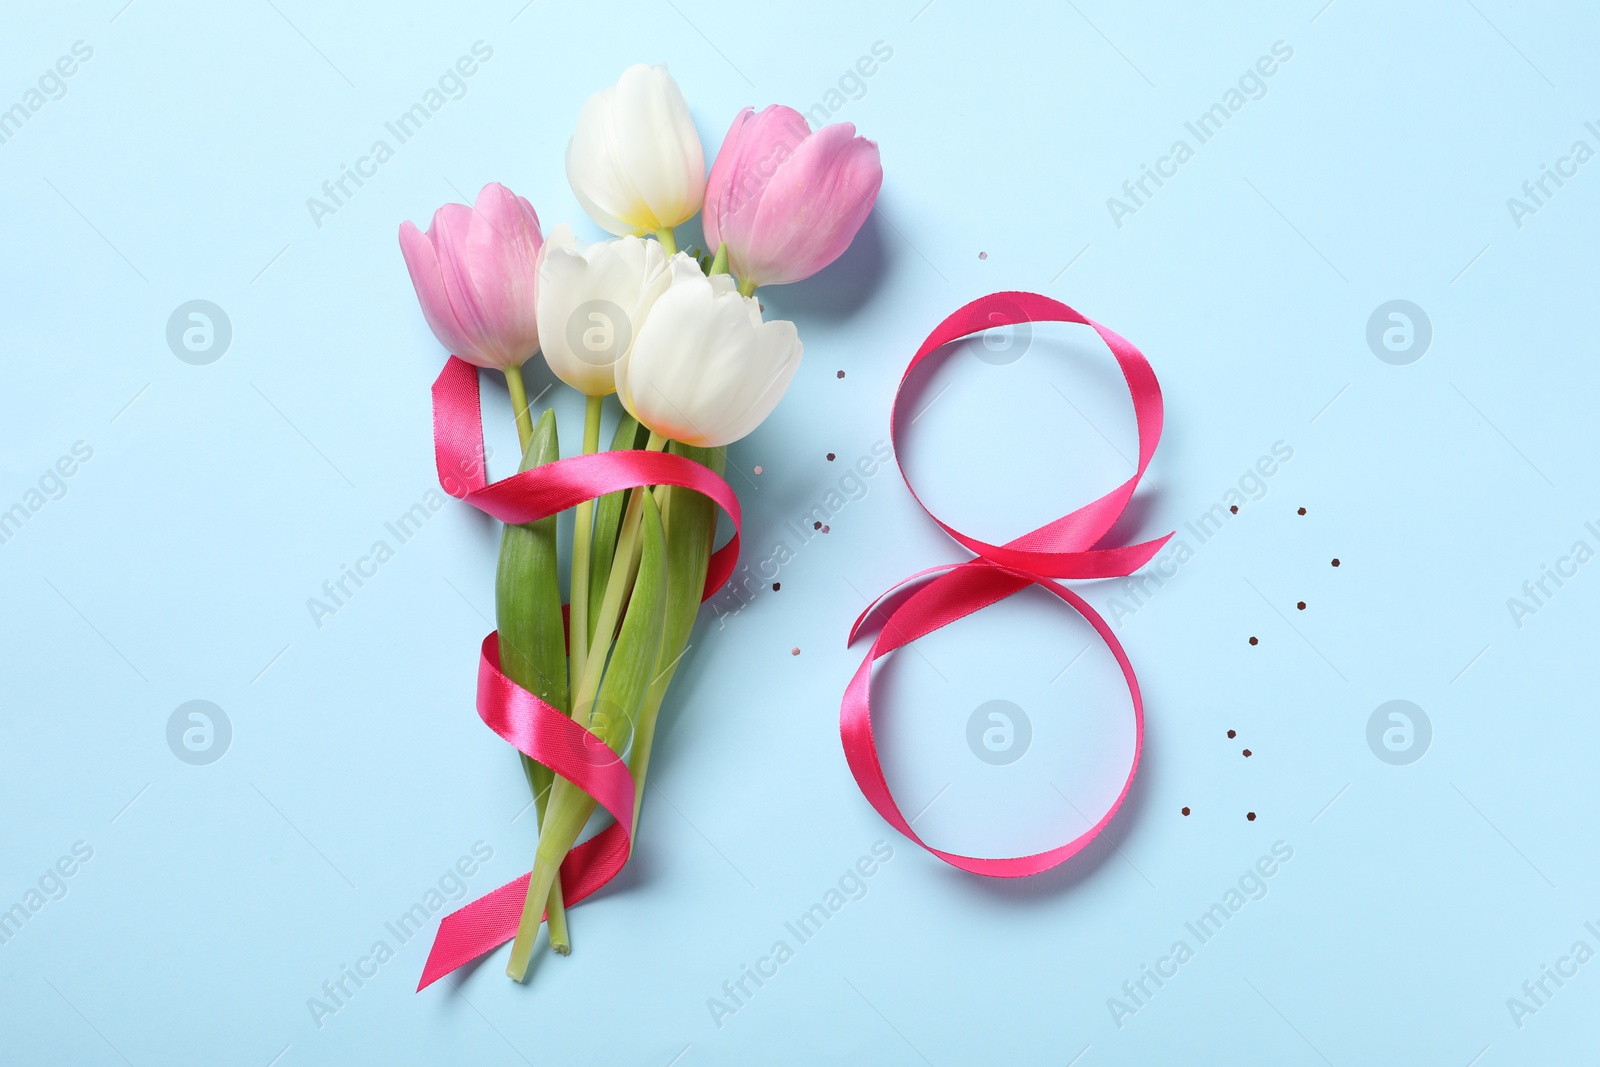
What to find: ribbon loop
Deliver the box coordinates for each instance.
[843,291,1169,878]
[431,356,743,598]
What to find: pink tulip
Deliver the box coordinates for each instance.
[703,106,882,290]
[398,183,543,370]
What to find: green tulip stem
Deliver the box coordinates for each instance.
[496,410,571,961]
[504,363,534,452]
[529,773,571,955]
[507,487,670,982]
[737,278,757,298]
[654,227,678,255]
[626,446,723,829]
[570,430,667,730]
[568,394,604,700]
[709,243,729,276]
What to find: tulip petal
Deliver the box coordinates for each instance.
[724,316,803,442]
[462,183,541,364]
[702,107,752,251]
[399,219,476,360]
[705,105,811,254]
[430,202,504,367]
[567,65,705,236]
[609,65,705,232]
[398,184,547,372]
[538,232,674,396]
[739,123,881,286]
[567,89,651,236]
[619,264,803,447]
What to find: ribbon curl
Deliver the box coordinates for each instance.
[841,291,1170,878]
[417,356,741,990]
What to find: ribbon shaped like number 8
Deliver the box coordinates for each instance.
[840,291,1172,877]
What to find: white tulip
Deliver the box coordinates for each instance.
[615,256,803,448]
[534,224,672,396]
[566,64,706,238]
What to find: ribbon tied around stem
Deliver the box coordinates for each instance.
[416,356,741,990]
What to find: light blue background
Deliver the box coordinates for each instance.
[2,0,1596,1063]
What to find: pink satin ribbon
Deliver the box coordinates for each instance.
[417,356,741,990]
[841,291,1170,877]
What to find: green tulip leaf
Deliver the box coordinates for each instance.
[494,408,567,798]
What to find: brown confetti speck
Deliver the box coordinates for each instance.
[772,583,780,591]
[1296,601,1306,611]
[1227,729,1237,739]
[1331,558,1341,567]
[1246,812,1257,821]
[1242,748,1252,758]
[836,370,845,379]
[1297,507,1307,516]
[1181,806,1191,816]
[826,452,836,461]
[813,521,822,530]
[1248,636,1259,646]
[1229,505,1238,514]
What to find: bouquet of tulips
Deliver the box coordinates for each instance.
[398,64,881,983]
